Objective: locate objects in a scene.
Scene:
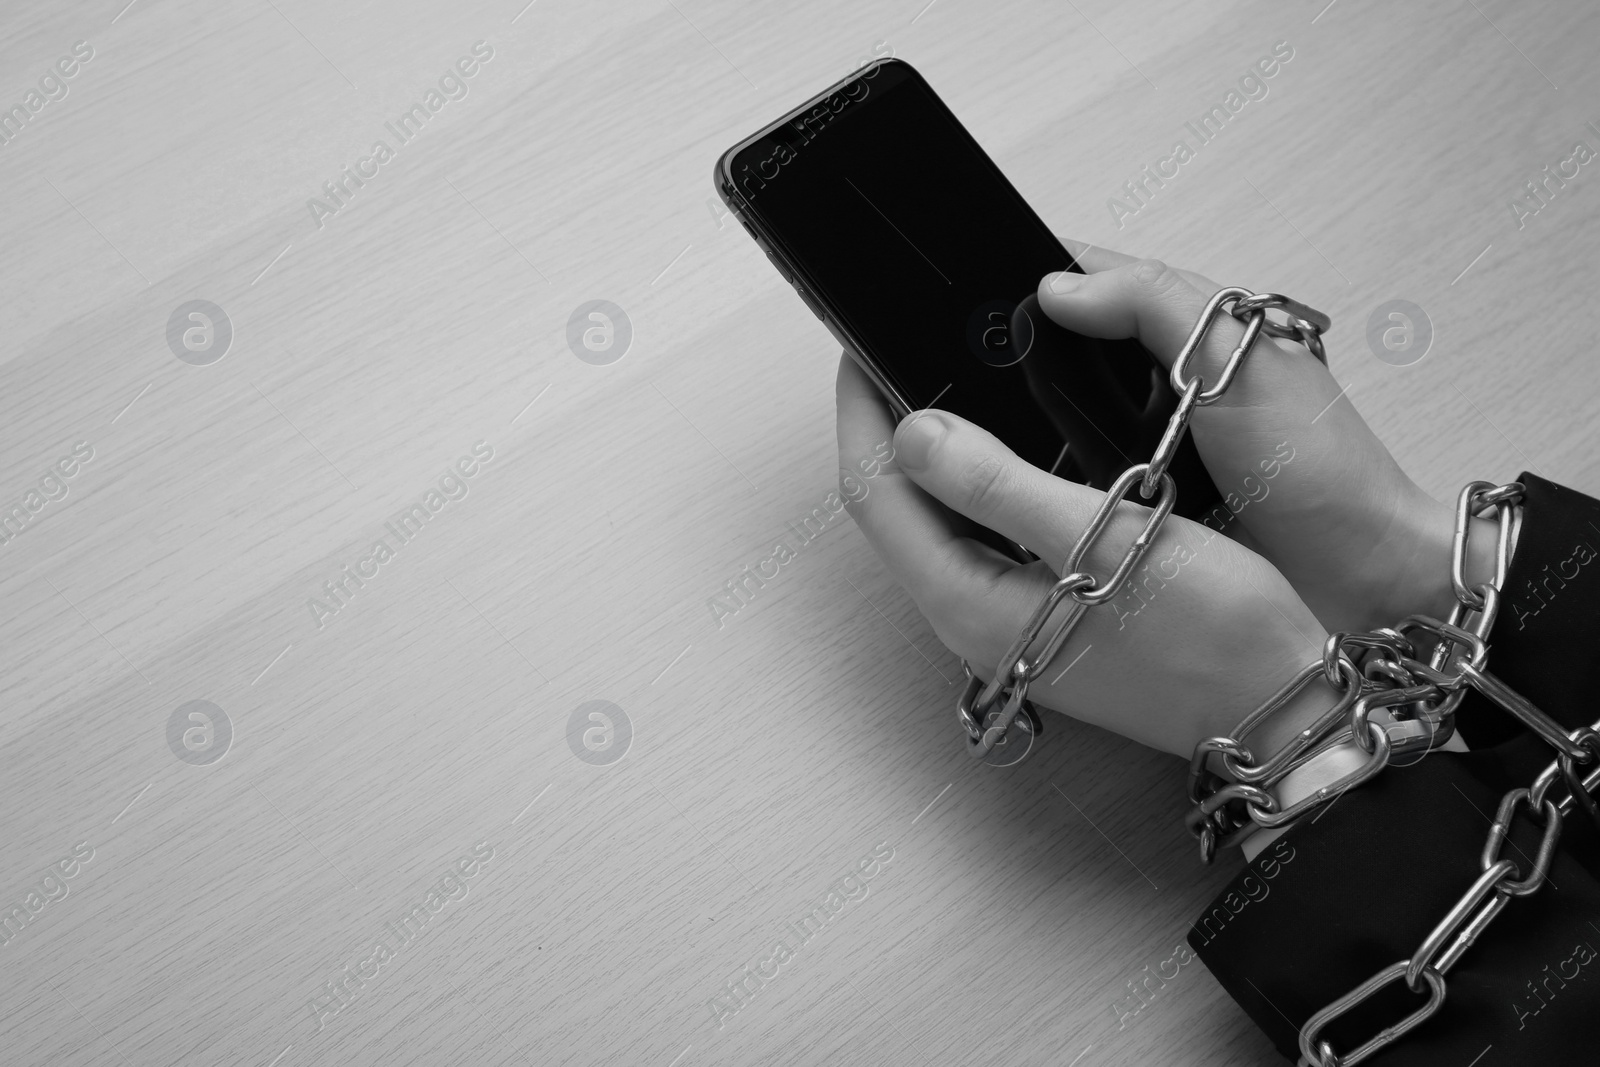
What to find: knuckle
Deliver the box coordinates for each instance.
[934,564,1022,670]
[938,611,992,670]
[922,597,962,652]
[1129,258,1177,291]
[964,588,1012,667]
[917,561,990,666]
[955,450,1010,518]
[919,587,972,659]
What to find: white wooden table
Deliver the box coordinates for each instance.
[2,1,1595,1064]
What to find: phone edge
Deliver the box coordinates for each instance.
[712,58,1038,566]
[713,59,919,422]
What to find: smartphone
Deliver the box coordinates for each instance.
[715,58,1222,559]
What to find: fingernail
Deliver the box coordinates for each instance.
[1047,270,1082,295]
[895,412,947,472]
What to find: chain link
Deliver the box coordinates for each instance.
[956,287,1329,758]
[1277,480,1600,1067]
[1152,440,1573,1065]
[1188,486,1525,855]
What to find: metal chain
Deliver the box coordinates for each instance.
[1185,483,1525,861]
[957,289,1332,758]
[1175,479,1600,1067]
[947,287,1593,1064]
[1297,711,1600,1067]
[1174,477,1600,1065]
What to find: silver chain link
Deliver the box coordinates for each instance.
[957,288,1330,759]
[1176,477,1599,1064]
[1297,718,1600,1066]
[1253,481,1600,1067]
[1184,481,1527,846]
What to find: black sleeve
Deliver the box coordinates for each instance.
[1188,473,1600,1065]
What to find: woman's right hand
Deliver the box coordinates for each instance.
[1036,242,1494,634]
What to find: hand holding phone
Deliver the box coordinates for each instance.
[836,237,1493,754]
[1033,244,1481,636]
[721,58,1483,754]
[836,343,1326,758]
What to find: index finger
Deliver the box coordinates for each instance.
[835,355,1013,593]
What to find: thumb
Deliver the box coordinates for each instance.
[1036,259,1334,414]
[1036,259,1229,371]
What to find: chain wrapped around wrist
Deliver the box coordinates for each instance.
[949,285,1600,1066]
[1185,479,1523,845]
[1248,480,1598,1067]
[1184,477,1600,1066]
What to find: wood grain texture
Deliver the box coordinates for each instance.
[1,1,1595,1065]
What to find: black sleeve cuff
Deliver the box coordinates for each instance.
[1455,472,1600,745]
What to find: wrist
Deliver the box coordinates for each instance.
[1400,493,1504,624]
[1369,488,1474,626]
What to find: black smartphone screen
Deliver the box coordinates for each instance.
[723,59,1219,519]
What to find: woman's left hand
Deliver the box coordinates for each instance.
[836,354,1330,758]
